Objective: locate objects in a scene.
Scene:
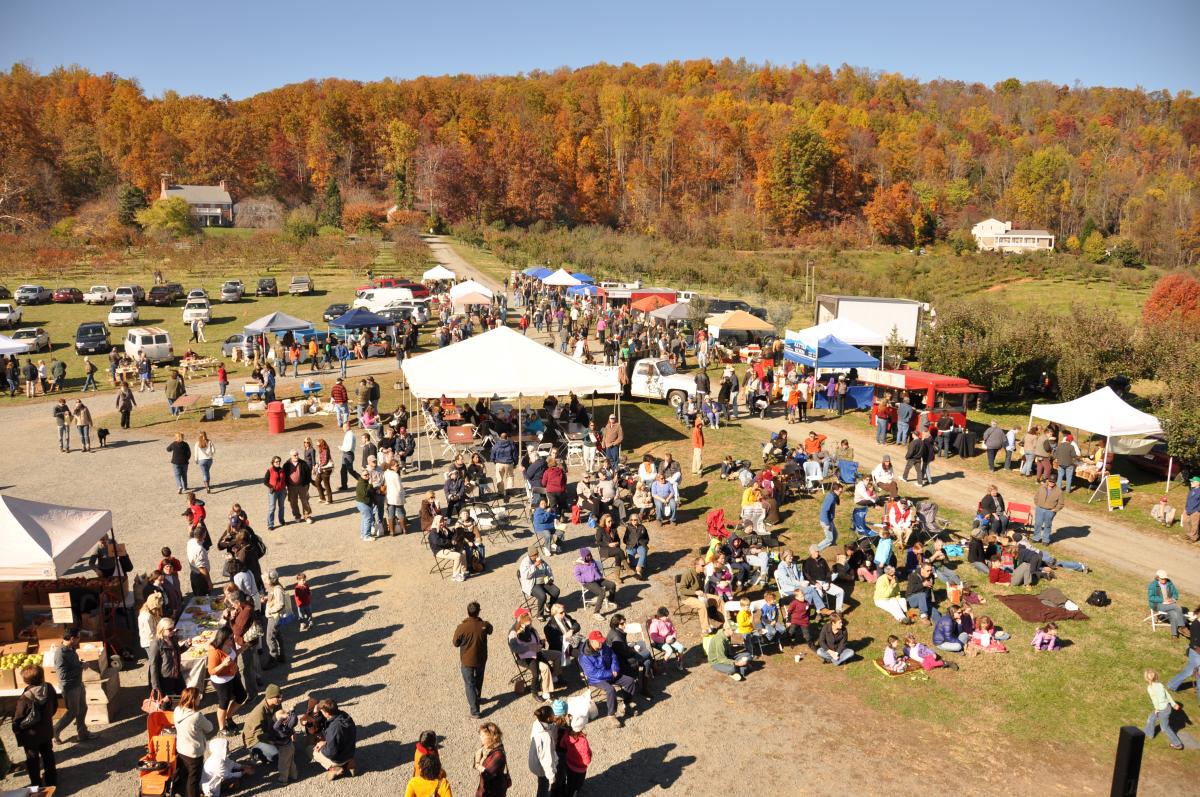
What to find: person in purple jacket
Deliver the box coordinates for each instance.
[573,548,616,619]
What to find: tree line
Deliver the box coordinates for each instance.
[0,60,1197,265]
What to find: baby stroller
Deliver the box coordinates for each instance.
[136,710,179,796]
[911,501,951,544]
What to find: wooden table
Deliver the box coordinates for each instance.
[443,409,463,422]
[114,365,138,384]
[181,358,218,379]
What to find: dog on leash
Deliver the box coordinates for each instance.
[97,428,110,447]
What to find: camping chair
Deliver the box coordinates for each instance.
[1007,502,1033,534]
[673,574,699,628]
[913,501,952,544]
[428,543,455,580]
[749,598,784,656]
[837,460,859,486]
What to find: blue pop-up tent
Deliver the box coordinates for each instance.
[328,308,395,329]
[571,272,594,283]
[567,284,601,297]
[783,334,879,369]
[523,266,552,279]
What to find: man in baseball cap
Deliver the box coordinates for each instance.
[577,629,640,723]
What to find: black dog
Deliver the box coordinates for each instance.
[96,428,110,447]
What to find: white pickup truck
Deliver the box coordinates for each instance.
[83,285,114,304]
[0,303,22,329]
[628,357,700,409]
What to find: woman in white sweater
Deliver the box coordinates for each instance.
[174,687,212,797]
[194,432,216,493]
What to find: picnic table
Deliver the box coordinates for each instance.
[171,395,199,412]
[446,424,478,456]
[181,357,219,379]
[114,365,138,384]
[175,595,226,689]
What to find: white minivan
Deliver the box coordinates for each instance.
[353,287,414,313]
[124,326,174,363]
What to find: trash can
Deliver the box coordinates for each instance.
[266,401,286,434]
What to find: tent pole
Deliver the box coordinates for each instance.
[1165,456,1173,494]
[1088,433,1111,506]
[1026,408,1034,432]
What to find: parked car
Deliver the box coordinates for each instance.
[108,303,140,327]
[165,283,185,301]
[0,303,22,329]
[11,327,50,352]
[74,322,111,354]
[375,307,413,325]
[219,280,244,303]
[123,327,174,363]
[83,285,114,304]
[390,297,430,324]
[395,280,430,299]
[0,286,10,300]
[322,303,350,322]
[147,286,175,306]
[220,333,247,358]
[14,285,51,305]
[114,286,140,304]
[182,300,212,325]
[52,287,83,304]
[1128,436,1182,481]
[288,275,314,295]
[186,289,208,301]
[256,277,278,297]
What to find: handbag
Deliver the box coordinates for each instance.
[141,689,169,714]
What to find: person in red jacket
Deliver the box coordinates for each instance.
[541,455,569,515]
[558,715,592,796]
[330,377,349,427]
[263,456,287,531]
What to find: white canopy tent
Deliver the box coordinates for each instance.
[243,311,313,334]
[541,268,582,287]
[0,495,114,581]
[422,264,457,282]
[786,318,887,348]
[1029,386,1168,504]
[448,279,494,301]
[0,335,31,356]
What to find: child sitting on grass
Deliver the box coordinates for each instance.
[967,616,1009,655]
[648,607,687,668]
[882,635,910,673]
[1031,622,1060,651]
[904,633,958,671]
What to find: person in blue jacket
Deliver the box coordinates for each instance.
[532,499,562,554]
[335,339,351,378]
[817,483,843,552]
[932,605,970,653]
[578,630,639,722]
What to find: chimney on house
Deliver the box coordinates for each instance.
[160,173,171,197]
[219,179,227,193]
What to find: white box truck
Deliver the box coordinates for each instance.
[815,295,923,347]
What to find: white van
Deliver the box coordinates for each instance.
[124,326,175,363]
[353,287,414,313]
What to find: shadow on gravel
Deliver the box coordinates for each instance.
[586,742,695,794]
[54,710,151,792]
[1052,525,1091,541]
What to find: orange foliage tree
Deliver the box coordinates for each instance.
[1142,273,1200,334]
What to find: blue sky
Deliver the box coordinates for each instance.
[2,0,1196,98]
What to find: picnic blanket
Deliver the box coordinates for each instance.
[997,593,1089,622]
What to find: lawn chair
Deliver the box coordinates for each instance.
[912,501,952,544]
[803,459,824,495]
[673,574,699,628]
[1007,502,1033,534]
[837,460,859,486]
[1144,609,1170,632]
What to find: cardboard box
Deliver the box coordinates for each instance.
[85,701,115,726]
[85,670,119,704]
[48,592,72,609]
[36,622,64,640]
[1,641,31,656]
[0,667,16,691]
[0,621,14,642]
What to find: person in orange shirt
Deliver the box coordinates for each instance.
[691,418,705,476]
[802,431,827,456]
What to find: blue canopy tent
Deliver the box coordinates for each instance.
[570,272,595,283]
[523,266,552,279]
[328,307,397,359]
[784,335,879,411]
[567,284,601,297]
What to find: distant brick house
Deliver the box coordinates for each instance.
[971,218,1055,253]
[159,175,234,227]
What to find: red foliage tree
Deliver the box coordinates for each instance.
[864,182,916,246]
[1142,273,1200,334]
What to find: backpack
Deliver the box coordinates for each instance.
[1086,590,1110,607]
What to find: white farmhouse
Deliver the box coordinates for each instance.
[971,218,1055,252]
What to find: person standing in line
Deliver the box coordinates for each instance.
[53,398,71,452]
[292,573,313,631]
[115,381,137,429]
[263,456,287,531]
[330,377,349,427]
[71,399,94,452]
[558,715,592,797]
[262,570,289,669]
[383,460,407,535]
[217,362,229,397]
[51,628,92,744]
[528,704,559,797]
[168,432,192,493]
[474,722,509,797]
[1143,669,1185,749]
[315,439,335,504]
[601,414,623,470]
[13,664,58,789]
[339,421,357,491]
[817,483,843,552]
[195,432,215,493]
[453,601,493,719]
[282,449,315,524]
[174,687,211,797]
[691,417,705,476]
[186,527,211,597]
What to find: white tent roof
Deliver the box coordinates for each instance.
[243,311,313,334]
[542,268,582,286]
[0,334,31,356]
[449,279,494,301]
[1030,386,1163,439]
[401,326,621,398]
[0,495,113,581]
[422,264,457,281]
[786,318,887,348]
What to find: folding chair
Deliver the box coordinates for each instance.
[565,440,586,468]
[803,460,824,495]
[471,503,515,544]
[673,574,699,627]
[1144,609,1170,632]
[428,544,455,580]
[509,647,536,697]
[837,460,859,486]
[517,570,539,615]
[749,598,784,655]
[580,584,600,614]
[1007,502,1033,534]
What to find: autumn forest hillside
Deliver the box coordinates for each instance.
[1,59,1198,265]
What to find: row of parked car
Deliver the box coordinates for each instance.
[3,275,315,306]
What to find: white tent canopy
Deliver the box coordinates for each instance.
[541,268,582,287]
[0,496,113,581]
[401,326,620,399]
[1030,386,1163,438]
[0,334,31,356]
[786,318,887,349]
[243,311,313,334]
[448,279,494,301]
[422,264,457,281]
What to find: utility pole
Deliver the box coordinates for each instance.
[804,259,815,305]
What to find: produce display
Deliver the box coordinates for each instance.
[0,651,41,670]
[176,596,226,668]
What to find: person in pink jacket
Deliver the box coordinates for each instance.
[558,715,592,797]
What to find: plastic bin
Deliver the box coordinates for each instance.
[266,400,286,434]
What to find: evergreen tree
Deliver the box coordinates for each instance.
[117,184,148,227]
[319,178,343,228]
